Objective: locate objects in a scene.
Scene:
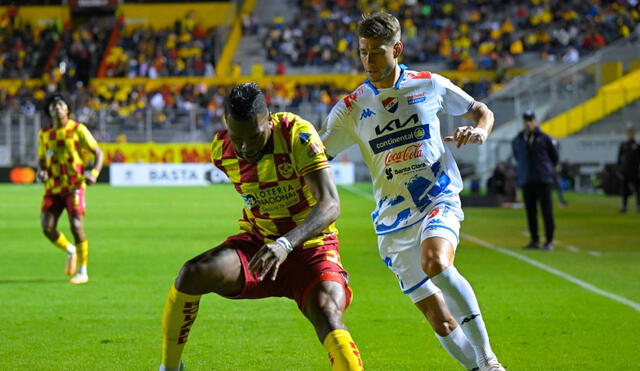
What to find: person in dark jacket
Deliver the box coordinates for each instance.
[512,110,559,251]
[617,125,640,213]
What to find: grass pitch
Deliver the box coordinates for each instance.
[0,184,638,370]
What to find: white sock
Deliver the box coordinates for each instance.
[66,244,76,255]
[431,266,494,364]
[159,363,182,371]
[435,325,478,370]
[78,266,88,275]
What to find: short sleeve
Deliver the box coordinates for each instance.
[433,73,476,116]
[291,118,330,177]
[77,124,99,150]
[320,101,354,158]
[38,130,45,161]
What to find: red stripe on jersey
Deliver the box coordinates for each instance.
[233,182,243,193]
[218,131,237,159]
[322,234,339,245]
[239,160,259,183]
[407,71,432,80]
[299,160,329,176]
[288,188,310,215]
[258,181,279,190]
[278,117,293,152]
[273,217,297,235]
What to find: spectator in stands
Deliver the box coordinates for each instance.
[617,124,640,213]
[512,110,559,251]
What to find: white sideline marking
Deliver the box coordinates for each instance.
[339,185,640,313]
[463,233,639,312]
[588,250,603,257]
[565,245,580,253]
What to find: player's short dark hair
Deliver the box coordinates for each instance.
[225,82,268,122]
[44,93,72,118]
[358,12,401,45]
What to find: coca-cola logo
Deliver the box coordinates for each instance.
[384,144,423,165]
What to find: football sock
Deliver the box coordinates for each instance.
[431,266,494,364]
[53,232,74,252]
[323,329,364,371]
[161,284,201,369]
[77,240,89,272]
[435,325,478,370]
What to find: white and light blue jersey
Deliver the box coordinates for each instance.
[321,66,474,235]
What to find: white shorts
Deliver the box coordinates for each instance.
[377,202,462,303]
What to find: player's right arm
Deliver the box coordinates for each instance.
[319,101,354,159]
[37,130,48,181]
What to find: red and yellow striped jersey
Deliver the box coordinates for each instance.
[211,112,337,249]
[38,119,99,195]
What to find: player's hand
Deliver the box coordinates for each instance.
[444,126,488,148]
[84,172,97,185]
[248,241,289,281]
[37,170,49,181]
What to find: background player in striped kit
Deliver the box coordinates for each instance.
[38,93,103,284]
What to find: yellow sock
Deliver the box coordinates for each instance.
[323,329,364,371]
[161,284,201,368]
[53,232,71,251]
[77,240,89,268]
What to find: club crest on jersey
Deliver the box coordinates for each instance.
[278,162,293,178]
[382,96,399,113]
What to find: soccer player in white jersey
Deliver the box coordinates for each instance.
[320,12,504,371]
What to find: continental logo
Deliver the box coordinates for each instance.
[177,300,200,344]
[369,124,430,154]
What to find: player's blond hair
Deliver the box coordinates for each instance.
[357,12,401,45]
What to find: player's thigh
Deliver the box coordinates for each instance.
[176,244,243,296]
[40,196,64,231]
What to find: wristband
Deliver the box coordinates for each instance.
[89,168,100,178]
[275,237,293,253]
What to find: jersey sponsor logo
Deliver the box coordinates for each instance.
[385,162,429,178]
[384,144,424,165]
[244,184,300,212]
[359,108,376,120]
[382,96,399,113]
[407,93,426,105]
[369,124,430,154]
[375,113,419,135]
[428,208,440,219]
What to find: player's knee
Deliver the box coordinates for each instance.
[421,256,449,277]
[41,223,56,238]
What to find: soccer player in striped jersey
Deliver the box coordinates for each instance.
[320,12,504,371]
[159,83,363,371]
[38,93,103,285]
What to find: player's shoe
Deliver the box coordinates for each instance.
[478,356,505,371]
[65,251,77,275]
[522,241,540,250]
[69,272,89,284]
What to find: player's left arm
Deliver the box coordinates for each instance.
[78,125,104,185]
[84,145,104,185]
[248,167,339,282]
[444,101,495,148]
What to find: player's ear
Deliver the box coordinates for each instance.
[393,41,403,58]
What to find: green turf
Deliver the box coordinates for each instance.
[0,184,638,370]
